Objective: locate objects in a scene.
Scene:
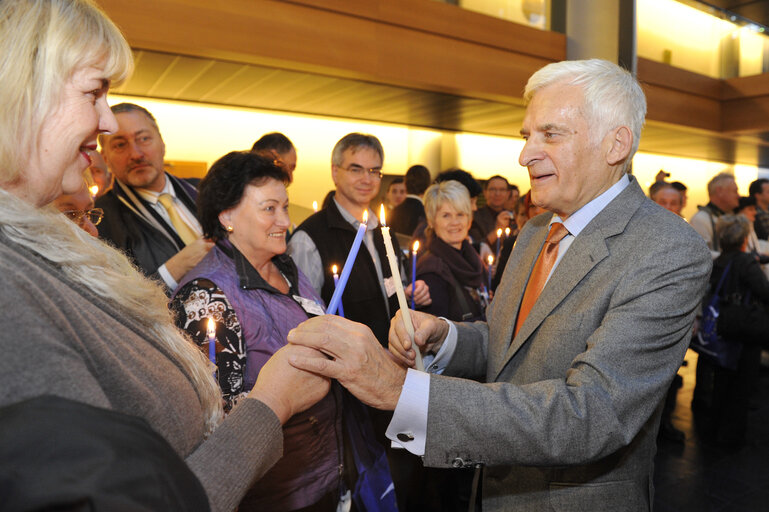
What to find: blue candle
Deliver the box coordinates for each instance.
[487,254,494,293]
[332,265,345,318]
[327,210,368,315]
[206,317,217,380]
[411,241,419,309]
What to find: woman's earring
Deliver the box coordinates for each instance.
[226,225,234,233]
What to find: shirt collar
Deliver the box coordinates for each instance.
[406,194,423,203]
[218,241,299,293]
[133,173,173,205]
[333,196,379,231]
[553,174,630,236]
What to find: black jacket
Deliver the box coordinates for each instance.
[0,395,209,511]
[295,202,401,347]
[96,174,198,282]
[389,197,425,237]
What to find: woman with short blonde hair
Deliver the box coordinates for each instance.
[417,180,488,322]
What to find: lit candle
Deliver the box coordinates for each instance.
[332,264,345,318]
[496,228,503,259]
[380,204,424,371]
[504,226,511,238]
[326,210,367,315]
[89,185,99,198]
[312,200,318,212]
[487,254,494,292]
[207,317,217,379]
[411,240,419,310]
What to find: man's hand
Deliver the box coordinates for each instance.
[165,238,215,281]
[405,279,431,306]
[388,310,449,368]
[287,316,406,411]
[248,344,331,424]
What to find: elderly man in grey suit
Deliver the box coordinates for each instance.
[287,59,712,511]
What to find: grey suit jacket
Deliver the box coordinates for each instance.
[424,177,711,511]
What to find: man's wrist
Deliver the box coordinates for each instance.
[427,318,450,355]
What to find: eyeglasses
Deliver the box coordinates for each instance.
[62,208,104,227]
[337,164,383,180]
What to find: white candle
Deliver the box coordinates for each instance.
[380,204,424,371]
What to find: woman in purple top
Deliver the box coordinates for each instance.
[172,151,342,512]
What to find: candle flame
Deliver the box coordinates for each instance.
[89,185,99,197]
[505,227,511,236]
[362,209,368,224]
[487,254,494,265]
[207,317,215,337]
[496,228,503,237]
[413,240,419,253]
[378,204,385,226]
[332,264,338,275]
[312,200,318,212]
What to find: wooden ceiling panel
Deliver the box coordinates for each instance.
[170,60,246,100]
[115,49,769,167]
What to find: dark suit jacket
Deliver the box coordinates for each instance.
[389,197,425,236]
[423,177,712,511]
[96,174,198,282]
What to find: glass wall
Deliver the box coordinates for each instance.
[638,0,769,78]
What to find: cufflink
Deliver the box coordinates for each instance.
[397,433,415,443]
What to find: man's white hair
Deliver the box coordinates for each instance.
[524,59,647,171]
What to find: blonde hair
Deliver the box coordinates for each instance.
[0,0,133,183]
[0,188,223,430]
[424,180,473,226]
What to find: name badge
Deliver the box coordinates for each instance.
[293,295,326,316]
[383,276,397,298]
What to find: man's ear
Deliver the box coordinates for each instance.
[606,126,632,166]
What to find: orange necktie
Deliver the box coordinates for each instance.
[514,222,569,336]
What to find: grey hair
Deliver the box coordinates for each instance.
[707,171,736,197]
[524,59,647,171]
[331,133,384,167]
[0,0,133,184]
[424,180,472,226]
[715,214,750,252]
[98,103,161,148]
[0,188,223,431]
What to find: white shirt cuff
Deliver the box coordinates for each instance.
[423,319,457,374]
[158,263,179,290]
[386,368,430,456]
